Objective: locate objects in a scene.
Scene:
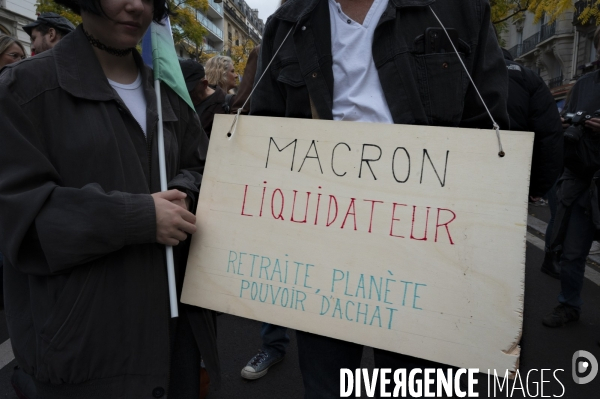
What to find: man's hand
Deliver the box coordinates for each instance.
[585,117,600,132]
[561,117,569,130]
[152,190,197,246]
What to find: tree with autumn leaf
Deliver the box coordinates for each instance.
[491,0,600,29]
[577,0,600,25]
[491,0,573,26]
[36,0,212,59]
[167,0,210,60]
[227,36,255,77]
[35,0,82,26]
[490,0,574,44]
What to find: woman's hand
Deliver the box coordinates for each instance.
[152,190,197,246]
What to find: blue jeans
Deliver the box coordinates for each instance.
[296,331,456,399]
[261,323,289,356]
[558,191,596,311]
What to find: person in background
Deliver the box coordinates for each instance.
[0,33,26,311]
[229,42,292,381]
[205,55,238,93]
[501,48,564,278]
[180,58,227,138]
[1,32,30,399]
[230,45,259,115]
[0,35,26,69]
[542,25,600,329]
[23,12,75,55]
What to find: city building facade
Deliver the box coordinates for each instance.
[178,0,225,58]
[0,0,35,53]
[223,0,263,50]
[501,1,600,102]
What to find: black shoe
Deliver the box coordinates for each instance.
[541,250,561,279]
[542,304,580,327]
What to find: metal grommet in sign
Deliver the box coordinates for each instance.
[227,132,232,138]
[442,62,449,69]
[301,26,306,31]
[312,72,318,78]
[498,151,505,158]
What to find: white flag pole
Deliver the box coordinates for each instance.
[155,79,179,318]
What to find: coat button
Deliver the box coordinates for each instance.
[301,26,306,31]
[442,62,449,69]
[312,72,318,78]
[152,387,165,398]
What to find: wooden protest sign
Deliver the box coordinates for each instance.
[182,114,533,374]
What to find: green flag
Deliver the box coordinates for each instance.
[142,18,195,111]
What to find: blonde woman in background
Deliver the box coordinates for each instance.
[0,35,26,69]
[205,55,238,93]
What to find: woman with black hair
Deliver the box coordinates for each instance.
[0,1,216,397]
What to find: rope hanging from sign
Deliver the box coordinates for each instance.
[229,12,505,158]
[428,6,505,157]
[227,26,295,140]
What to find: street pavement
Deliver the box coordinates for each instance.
[0,202,598,398]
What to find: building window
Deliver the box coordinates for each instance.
[588,33,598,63]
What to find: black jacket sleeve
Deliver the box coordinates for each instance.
[167,107,209,214]
[250,18,287,118]
[526,70,564,197]
[0,83,156,276]
[460,0,510,130]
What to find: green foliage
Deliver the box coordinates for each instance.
[35,0,82,26]
[168,0,209,59]
[228,36,255,77]
[490,1,576,45]
[490,0,573,25]
[577,1,600,25]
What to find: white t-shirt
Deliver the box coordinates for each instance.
[108,73,148,137]
[329,0,393,124]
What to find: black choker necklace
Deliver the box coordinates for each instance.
[83,28,133,57]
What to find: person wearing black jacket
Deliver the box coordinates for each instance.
[251,0,509,396]
[503,49,563,199]
[0,0,218,397]
[502,49,564,278]
[180,58,228,138]
[543,63,600,328]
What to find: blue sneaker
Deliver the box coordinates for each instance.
[241,349,284,380]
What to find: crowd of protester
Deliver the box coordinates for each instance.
[0,0,598,398]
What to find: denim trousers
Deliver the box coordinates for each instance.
[558,191,596,311]
[296,331,456,399]
[261,323,289,356]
